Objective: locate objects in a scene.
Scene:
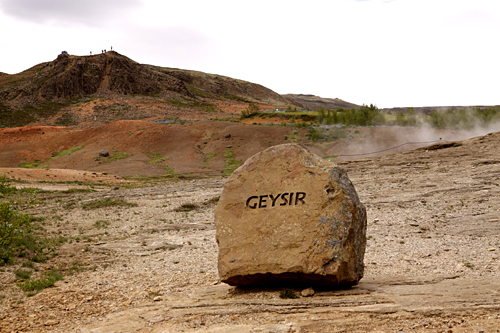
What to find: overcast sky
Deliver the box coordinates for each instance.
[0,0,498,108]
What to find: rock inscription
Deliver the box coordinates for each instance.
[246,192,306,209]
[215,144,367,286]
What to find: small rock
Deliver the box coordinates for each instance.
[99,150,109,157]
[487,248,496,251]
[301,287,315,297]
[44,320,59,326]
[224,133,231,138]
[226,145,232,148]
[67,303,77,310]
[153,296,162,301]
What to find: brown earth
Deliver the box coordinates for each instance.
[0,130,499,332]
[0,119,476,182]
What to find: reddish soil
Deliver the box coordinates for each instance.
[0,119,484,183]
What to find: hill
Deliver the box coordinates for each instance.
[283,94,359,110]
[0,52,288,127]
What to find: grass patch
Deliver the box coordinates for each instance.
[93,220,110,229]
[18,160,48,169]
[0,175,17,196]
[0,202,64,266]
[204,153,216,162]
[223,150,242,176]
[201,152,217,169]
[82,198,138,209]
[17,145,84,169]
[163,166,175,175]
[14,268,33,281]
[53,145,84,158]
[146,152,167,165]
[104,151,131,163]
[17,270,63,293]
[0,101,66,128]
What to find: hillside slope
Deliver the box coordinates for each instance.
[0,52,288,127]
[283,94,359,110]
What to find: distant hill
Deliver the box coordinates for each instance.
[283,94,359,110]
[0,52,288,105]
[0,51,289,127]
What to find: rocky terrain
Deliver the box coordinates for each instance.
[0,130,499,332]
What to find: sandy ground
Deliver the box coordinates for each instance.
[1,131,500,332]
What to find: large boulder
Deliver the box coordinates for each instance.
[215,144,367,286]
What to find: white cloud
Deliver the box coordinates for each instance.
[0,0,142,26]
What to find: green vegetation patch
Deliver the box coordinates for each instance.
[201,152,217,169]
[17,270,63,293]
[18,160,48,169]
[0,101,66,128]
[0,202,64,266]
[223,150,242,176]
[54,112,77,126]
[0,175,17,196]
[146,152,167,165]
[82,198,138,209]
[53,145,84,158]
[18,145,84,169]
[204,152,216,162]
[94,220,110,229]
[105,151,131,163]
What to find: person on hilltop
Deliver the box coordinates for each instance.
[111,46,113,50]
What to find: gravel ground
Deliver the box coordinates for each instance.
[1,132,500,332]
